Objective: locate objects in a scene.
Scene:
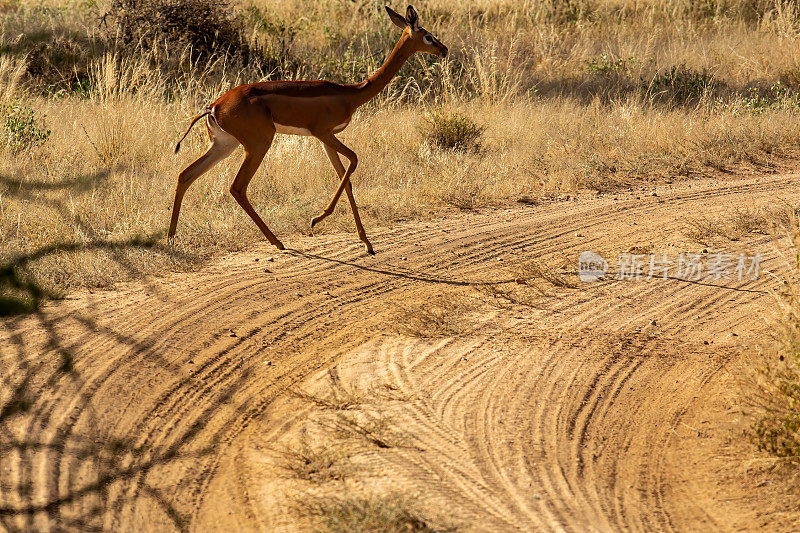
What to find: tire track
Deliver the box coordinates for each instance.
[1,173,798,531]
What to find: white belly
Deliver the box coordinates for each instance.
[274,123,313,136]
[273,121,350,136]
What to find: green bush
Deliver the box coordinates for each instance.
[649,65,717,104]
[740,82,800,114]
[0,100,50,152]
[421,111,485,152]
[584,53,636,75]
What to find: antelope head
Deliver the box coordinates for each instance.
[386,5,448,58]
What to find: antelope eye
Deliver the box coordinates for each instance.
[423,35,433,44]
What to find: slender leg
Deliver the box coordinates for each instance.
[310,132,358,230]
[230,131,284,250]
[168,132,238,238]
[321,142,374,254]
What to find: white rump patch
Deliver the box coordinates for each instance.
[206,113,239,150]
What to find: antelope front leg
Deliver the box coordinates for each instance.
[321,142,374,254]
[310,133,358,229]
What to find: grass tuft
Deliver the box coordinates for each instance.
[394,293,471,338]
[274,434,352,482]
[514,258,579,289]
[685,205,797,245]
[289,386,366,411]
[300,493,454,533]
[648,65,717,104]
[325,410,408,450]
[420,111,484,152]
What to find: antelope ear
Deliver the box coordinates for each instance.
[406,5,419,29]
[385,6,408,29]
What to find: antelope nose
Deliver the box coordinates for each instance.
[440,46,448,58]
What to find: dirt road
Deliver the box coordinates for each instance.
[2,173,799,531]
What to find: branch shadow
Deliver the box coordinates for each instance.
[0,170,197,317]
[0,291,254,532]
[0,168,242,531]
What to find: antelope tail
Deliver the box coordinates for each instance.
[174,108,213,154]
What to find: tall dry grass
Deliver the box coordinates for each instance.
[746,216,800,466]
[3,0,800,304]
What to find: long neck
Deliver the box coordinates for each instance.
[354,32,415,106]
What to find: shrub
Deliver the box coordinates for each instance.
[102,0,251,65]
[420,111,485,151]
[0,100,50,152]
[25,35,95,93]
[584,53,636,75]
[648,65,717,104]
[740,82,800,114]
[0,263,45,317]
[682,0,779,22]
[540,0,594,23]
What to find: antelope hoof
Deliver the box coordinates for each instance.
[274,241,285,251]
[364,242,375,255]
[310,215,323,228]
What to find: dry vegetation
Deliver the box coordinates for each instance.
[394,291,471,337]
[299,493,454,533]
[684,204,800,244]
[2,0,800,308]
[275,383,452,531]
[680,204,800,469]
[274,434,353,482]
[746,217,800,466]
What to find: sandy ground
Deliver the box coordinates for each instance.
[2,172,800,531]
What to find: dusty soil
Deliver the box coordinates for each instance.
[2,173,800,531]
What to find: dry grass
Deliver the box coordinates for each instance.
[394,292,471,338]
[514,257,580,289]
[480,282,547,309]
[685,216,752,245]
[273,434,353,482]
[299,493,455,533]
[289,386,367,411]
[324,410,410,450]
[479,256,579,307]
[289,383,413,450]
[281,382,450,529]
[5,0,800,309]
[746,216,800,466]
[290,382,411,411]
[685,204,798,245]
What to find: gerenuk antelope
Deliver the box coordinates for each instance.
[169,5,448,254]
